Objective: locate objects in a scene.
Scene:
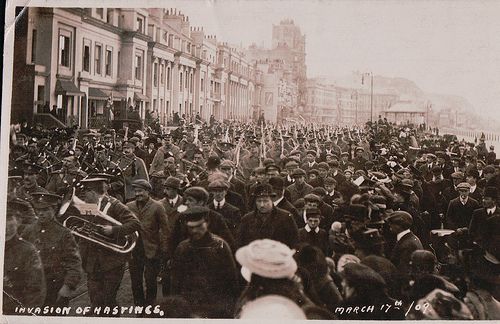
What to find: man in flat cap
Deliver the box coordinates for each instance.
[301,150,318,173]
[386,211,423,274]
[208,179,242,237]
[445,182,480,230]
[149,133,181,175]
[126,179,170,307]
[21,192,82,307]
[120,140,149,202]
[238,183,299,249]
[76,176,141,312]
[3,205,46,314]
[159,176,184,220]
[170,206,238,318]
[287,168,313,204]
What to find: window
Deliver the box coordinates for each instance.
[136,16,144,33]
[185,72,188,89]
[160,64,164,84]
[168,34,174,47]
[135,52,142,80]
[160,99,163,111]
[190,73,193,93]
[96,8,104,19]
[31,29,37,63]
[117,51,120,75]
[167,67,171,89]
[153,99,157,111]
[179,72,183,92]
[83,42,90,72]
[201,78,204,92]
[59,34,71,67]
[105,48,112,76]
[94,44,102,74]
[153,62,158,87]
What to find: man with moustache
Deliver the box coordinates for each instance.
[127,179,170,307]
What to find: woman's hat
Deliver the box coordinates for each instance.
[235,239,297,280]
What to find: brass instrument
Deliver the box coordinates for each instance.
[58,189,138,253]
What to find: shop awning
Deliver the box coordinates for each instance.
[134,92,149,101]
[55,79,85,96]
[101,89,127,100]
[88,87,108,100]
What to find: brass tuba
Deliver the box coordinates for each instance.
[58,188,138,253]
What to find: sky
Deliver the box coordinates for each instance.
[159,0,500,120]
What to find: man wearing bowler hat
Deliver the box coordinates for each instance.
[238,183,299,249]
[469,186,500,247]
[127,179,170,307]
[77,176,141,312]
[21,192,82,307]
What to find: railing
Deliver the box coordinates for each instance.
[33,113,67,128]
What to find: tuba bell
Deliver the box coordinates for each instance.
[58,188,138,254]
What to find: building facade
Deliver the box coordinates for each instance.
[11,7,259,129]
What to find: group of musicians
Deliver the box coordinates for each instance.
[3,116,500,319]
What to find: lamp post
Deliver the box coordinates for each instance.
[362,72,373,123]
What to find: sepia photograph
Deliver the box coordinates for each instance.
[1,0,499,321]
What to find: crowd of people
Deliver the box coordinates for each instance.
[4,115,500,319]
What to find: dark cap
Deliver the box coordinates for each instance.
[131,179,152,191]
[484,186,498,199]
[305,208,322,219]
[206,155,221,170]
[292,168,306,178]
[208,179,230,190]
[268,176,285,189]
[386,211,413,229]
[304,193,321,203]
[30,192,61,208]
[324,177,337,186]
[164,176,181,190]
[182,206,210,223]
[265,164,281,173]
[22,163,43,175]
[122,140,136,148]
[317,162,329,171]
[341,262,386,289]
[345,204,369,221]
[183,187,209,203]
[253,183,276,198]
